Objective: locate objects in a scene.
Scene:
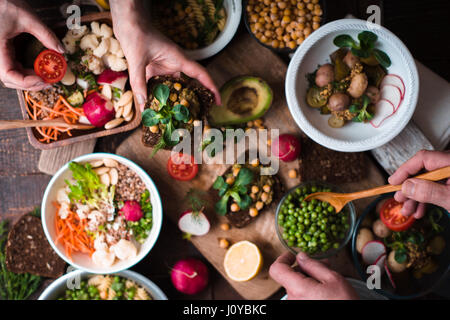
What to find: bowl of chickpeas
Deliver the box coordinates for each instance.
[244,0,326,53]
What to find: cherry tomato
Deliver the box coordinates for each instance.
[33,50,67,83]
[379,198,415,232]
[167,153,198,181]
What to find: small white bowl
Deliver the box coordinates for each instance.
[285,19,419,152]
[38,270,168,300]
[41,153,163,274]
[184,0,242,60]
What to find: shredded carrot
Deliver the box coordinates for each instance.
[53,202,95,261]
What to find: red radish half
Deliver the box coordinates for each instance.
[271,134,301,162]
[120,200,143,222]
[97,69,128,91]
[384,260,396,288]
[381,74,405,98]
[178,210,210,236]
[171,258,209,295]
[82,92,115,127]
[362,240,386,265]
[380,84,402,111]
[370,99,395,128]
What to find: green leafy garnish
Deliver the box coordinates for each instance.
[351,95,374,122]
[428,207,444,233]
[127,190,153,243]
[333,31,391,68]
[213,168,254,215]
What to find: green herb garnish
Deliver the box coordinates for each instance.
[333,31,391,68]
[213,167,254,215]
[127,190,153,243]
[350,95,374,122]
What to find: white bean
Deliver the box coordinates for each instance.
[90,160,104,168]
[100,173,110,186]
[103,158,119,168]
[117,90,133,107]
[109,168,119,185]
[104,118,124,130]
[94,166,110,175]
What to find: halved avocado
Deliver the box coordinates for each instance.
[208,76,273,126]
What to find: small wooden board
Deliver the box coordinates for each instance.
[116,33,386,299]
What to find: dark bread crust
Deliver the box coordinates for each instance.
[5,214,66,278]
[141,75,215,149]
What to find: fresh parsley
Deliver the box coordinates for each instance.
[213,168,254,215]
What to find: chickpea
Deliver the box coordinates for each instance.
[299,9,306,16]
[250,13,258,22]
[226,176,235,185]
[304,27,312,36]
[258,17,266,24]
[261,192,269,202]
[247,120,254,127]
[312,22,320,30]
[275,27,283,35]
[232,166,240,176]
[282,15,291,23]
[263,0,270,5]
[304,0,311,3]
[283,34,291,42]
[180,99,189,107]
[255,201,264,210]
[254,118,264,127]
[255,22,263,30]
[287,41,297,49]
[251,185,260,194]
[307,3,314,10]
[277,2,287,9]
[246,5,253,12]
[297,16,306,23]
[263,184,271,193]
[150,125,159,133]
[270,6,278,13]
[169,93,178,102]
[219,238,230,249]
[249,208,259,217]
[279,42,285,49]
[251,158,260,167]
[271,39,279,48]
[313,15,321,22]
[273,20,281,27]
[312,0,319,3]
[220,223,230,231]
[283,8,291,16]
[230,203,240,212]
[288,169,298,178]
[173,82,182,91]
[297,2,305,9]
[261,35,268,43]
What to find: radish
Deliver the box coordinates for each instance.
[119,200,143,222]
[178,210,210,236]
[384,260,396,289]
[171,258,209,295]
[373,253,386,274]
[97,69,128,91]
[82,92,115,127]
[271,134,301,162]
[370,99,395,128]
[380,84,402,111]
[361,240,386,265]
[381,74,405,98]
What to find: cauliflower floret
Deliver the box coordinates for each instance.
[91,21,101,37]
[66,25,88,39]
[92,249,115,267]
[80,33,99,51]
[110,239,137,261]
[62,35,77,54]
[82,54,105,75]
[56,187,70,204]
[108,38,124,58]
[93,37,110,58]
[103,53,127,72]
[93,234,108,251]
[59,202,71,219]
[100,23,113,38]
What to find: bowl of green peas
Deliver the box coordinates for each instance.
[276,181,356,259]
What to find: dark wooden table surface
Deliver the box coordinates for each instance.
[0,0,449,300]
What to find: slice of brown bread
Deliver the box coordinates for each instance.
[298,136,366,183]
[5,214,65,278]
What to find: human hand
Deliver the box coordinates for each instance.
[269,251,359,300]
[109,0,221,111]
[0,0,64,90]
[388,150,450,218]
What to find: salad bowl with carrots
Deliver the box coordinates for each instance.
[41,153,163,274]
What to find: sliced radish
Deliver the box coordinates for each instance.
[362,240,387,265]
[370,99,395,128]
[380,84,402,111]
[178,210,210,236]
[384,260,396,289]
[373,253,386,274]
[381,74,405,98]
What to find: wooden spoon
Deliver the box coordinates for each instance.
[304,166,450,213]
[0,119,95,130]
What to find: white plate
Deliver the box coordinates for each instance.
[41,153,163,274]
[285,19,419,152]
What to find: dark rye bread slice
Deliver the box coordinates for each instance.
[298,136,366,183]
[5,215,65,278]
[142,75,215,149]
[225,175,283,228]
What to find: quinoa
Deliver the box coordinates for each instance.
[27,87,63,119]
[114,164,146,203]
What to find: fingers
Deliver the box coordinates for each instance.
[389,150,450,185]
[22,14,64,54]
[394,190,408,203]
[295,252,340,283]
[180,59,221,105]
[401,178,450,211]
[414,202,426,219]
[129,64,147,112]
[400,199,417,216]
[269,252,315,286]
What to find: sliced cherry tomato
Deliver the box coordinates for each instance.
[379,198,415,231]
[167,153,198,181]
[34,49,67,83]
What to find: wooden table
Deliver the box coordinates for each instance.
[0,0,448,300]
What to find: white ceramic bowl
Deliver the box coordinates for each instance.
[41,153,163,274]
[38,270,168,300]
[184,0,242,60]
[285,19,419,152]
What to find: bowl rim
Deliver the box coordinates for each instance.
[285,18,420,152]
[184,0,242,60]
[351,193,450,299]
[38,269,168,300]
[275,181,356,260]
[41,152,163,274]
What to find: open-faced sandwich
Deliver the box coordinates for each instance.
[141,76,215,155]
[212,161,282,228]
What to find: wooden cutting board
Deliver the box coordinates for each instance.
[115,33,386,299]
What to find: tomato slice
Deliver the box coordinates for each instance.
[34,50,67,83]
[167,153,198,181]
[379,198,415,231]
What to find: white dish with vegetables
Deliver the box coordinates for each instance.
[41,153,163,274]
[286,19,419,152]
